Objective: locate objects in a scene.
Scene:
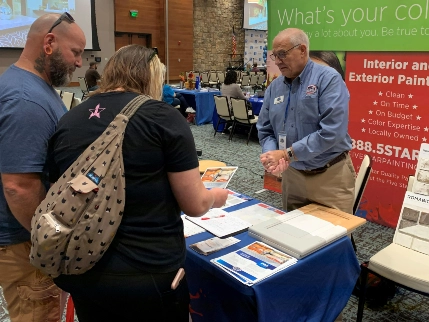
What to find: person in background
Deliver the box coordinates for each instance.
[221,70,254,118]
[309,51,345,80]
[251,62,260,73]
[0,13,85,322]
[49,45,228,322]
[257,27,355,215]
[85,61,101,91]
[162,83,195,117]
[221,70,247,103]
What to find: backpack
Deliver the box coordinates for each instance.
[30,95,150,278]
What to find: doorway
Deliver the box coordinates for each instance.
[114,32,152,51]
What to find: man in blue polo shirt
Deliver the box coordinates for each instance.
[0,13,85,321]
[257,28,355,216]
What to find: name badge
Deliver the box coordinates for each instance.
[278,131,287,150]
[274,95,284,105]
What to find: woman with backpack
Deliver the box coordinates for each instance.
[46,45,228,322]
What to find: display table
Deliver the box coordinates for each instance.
[185,201,360,322]
[173,88,220,125]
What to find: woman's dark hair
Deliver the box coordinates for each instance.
[309,51,344,80]
[224,70,238,85]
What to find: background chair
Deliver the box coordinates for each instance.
[71,97,81,109]
[229,97,258,145]
[209,71,218,87]
[236,71,242,85]
[350,154,373,252]
[61,91,75,111]
[353,154,373,215]
[213,95,234,139]
[55,89,62,97]
[240,75,250,88]
[217,71,225,86]
[256,75,265,89]
[200,72,210,87]
[249,74,261,92]
[356,174,429,322]
[78,77,89,99]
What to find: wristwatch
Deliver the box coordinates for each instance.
[286,147,294,162]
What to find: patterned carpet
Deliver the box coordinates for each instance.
[1,118,428,321]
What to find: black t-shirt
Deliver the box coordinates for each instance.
[48,92,199,273]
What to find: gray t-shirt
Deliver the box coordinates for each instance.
[0,65,66,245]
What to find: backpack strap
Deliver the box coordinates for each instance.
[120,95,152,119]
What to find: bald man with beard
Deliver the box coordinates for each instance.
[0,13,85,322]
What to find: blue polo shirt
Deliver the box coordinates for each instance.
[0,65,66,245]
[257,60,352,170]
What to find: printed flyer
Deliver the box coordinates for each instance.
[201,167,238,189]
[211,241,297,286]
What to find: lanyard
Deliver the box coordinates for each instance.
[283,84,292,129]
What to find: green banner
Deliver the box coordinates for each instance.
[268,0,429,51]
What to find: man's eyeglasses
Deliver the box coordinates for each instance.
[270,44,301,61]
[48,12,75,34]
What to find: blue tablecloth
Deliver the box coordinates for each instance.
[173,88,220,125]
[212,96,264,132]
[186,201,360,322]
[249,96,264,115]
[212,108,228,133]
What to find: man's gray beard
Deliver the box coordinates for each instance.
[49,49,73,87]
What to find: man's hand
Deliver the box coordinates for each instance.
[271,158,288,177]
[260,150,289,176]
[260,150,286,170]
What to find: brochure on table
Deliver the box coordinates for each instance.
[211,241,298,286]
[412,143,429,196]
[201,167,238,189]
[182,190,252,238]
[185,208,251,238]
[228,202,286,225]
[189,237,240,255]
[221,190,253,209]
[393,191,429,255]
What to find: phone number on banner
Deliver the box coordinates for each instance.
[351,139,419,160]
